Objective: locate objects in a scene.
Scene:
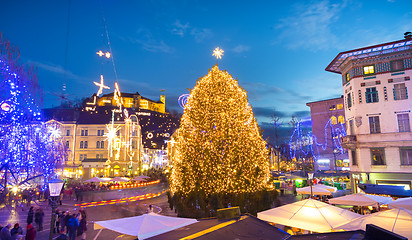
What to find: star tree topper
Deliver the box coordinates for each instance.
[94,75,110,96]
[212,47,224,60]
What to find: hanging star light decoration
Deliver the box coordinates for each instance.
[94,75,110,96]
[212,47,224,60]
[96,50,111,58]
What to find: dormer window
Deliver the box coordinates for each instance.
[363,65,375,75]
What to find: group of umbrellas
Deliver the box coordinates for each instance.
[84,175,150,183]
[258,184,412,238]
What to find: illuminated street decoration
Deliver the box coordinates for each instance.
[0,37,66,187]
[96,50,111,58]
[212,47,224,60]
[94,75,110,96]
[178,94,189,109]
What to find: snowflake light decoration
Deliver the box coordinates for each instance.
[212,47,224,60]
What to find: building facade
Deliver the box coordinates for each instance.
[44,91,179,180]
[306,97,349,171]
[326,35,412,192]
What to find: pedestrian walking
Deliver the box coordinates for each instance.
[54,209,60,233]
[66,214,79,240]
[77,209,87,240]
[0,223,12,240]
[10,223,23,240]
[293,182,297,196]
[34,208,44,231]
[26,207,34,225]
[63,211,71,233]
[25,224,35,240]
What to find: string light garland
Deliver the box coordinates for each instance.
[169,65,272,196]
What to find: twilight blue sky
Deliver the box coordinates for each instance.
[1,0,412,140]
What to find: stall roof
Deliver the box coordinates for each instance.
[359,184,412,197]
[147,214,289,240]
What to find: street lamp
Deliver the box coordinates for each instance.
[308,172,314,199]
[48,179,64,240]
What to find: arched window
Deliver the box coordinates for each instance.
[331,116,337,125]
[96,141,100,149]
[338,115,345,124]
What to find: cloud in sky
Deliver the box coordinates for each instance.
[29,60,86,82]
[171,20,213,42]
[126,28,174,53]
[232,44,251,53]
[275,0,347,50]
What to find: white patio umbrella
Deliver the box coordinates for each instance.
[94,212,197,239]
[84,177,105,183]
[111,176,130,182]
[328,193,393,206]
[257,198,360,232]
[132,176,147,182]
[315,184,337,192]
[335,208,412,239]
[388,197,412,210]
[296,186,332,195]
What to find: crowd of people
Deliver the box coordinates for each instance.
[0,207,87,240]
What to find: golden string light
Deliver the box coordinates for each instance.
[169,65,272,196]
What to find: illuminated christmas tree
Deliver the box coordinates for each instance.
[168,64,275,217]
[0,35,66,189]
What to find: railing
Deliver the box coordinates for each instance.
[341,135,357,149]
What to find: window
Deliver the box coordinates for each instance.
[346,73,350,82]
[371,148,385,165]
[391,60,404,72]
[84,154,87,160]
[366,87,379,103]
[338,116,345,124]
[97,130,100,136]
[96,141,100,149]
[398,113,411,132]
[116,130,120,136]
[337,104,343,110]
[393,83,408,100]
[98,130,104,136]
[400,148,412,165]
[132,140,137,149]
[81,130,84,136]
[329,105,336,111]
[369,116,381,134]
[347,93,352,108]
[84,141,88,149]
[331,116,337,125]
[66,130,70,136]
[101,141,104,148]
[363,65,375,75]
[80,141,84,148]
[96,154,100,159]
[85,130,88,136]
[351,150,357,166]
[80,154,84,161]
[66,141,69,148]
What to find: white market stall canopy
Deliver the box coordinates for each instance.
[335,208,412,239]
[110,177,130,182]
[296,186,332,195]
[94,213,198,240]
[84,177,106,183]
[132,176,147,182]
[328,193,393,206]
[388,197,412,210]
[257,198,360,233]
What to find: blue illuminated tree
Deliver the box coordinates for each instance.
[0,35,66,190]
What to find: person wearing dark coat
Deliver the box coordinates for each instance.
[0,224,12,240]
[27,207,34,225]
[25,224,36,240]
[34,208,44,231]
[77,209,87,240]
[10,223,23,240]
[66,214,79,240]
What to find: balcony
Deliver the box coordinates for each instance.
[341,135,357,149]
